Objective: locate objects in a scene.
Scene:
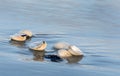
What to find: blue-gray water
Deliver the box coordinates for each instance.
[0,0,120,76]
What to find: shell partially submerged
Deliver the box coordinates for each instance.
[19,30,33,37]
[57,45,83,63]
[58,49,72,58]
[10,30,32,42]
[33,51,45,61]
[68,45,83,56]
[57,44,83,58]
[53,42,70,50]
[10,33,27,42]
[29,41,47,51]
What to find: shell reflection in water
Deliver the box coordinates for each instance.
[9,40,26,48]
[66,55,83,64]
[45,55,63,62]
[32,51,63,62]
[32,51,45,61]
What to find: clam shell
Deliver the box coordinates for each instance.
[19,30,32,37]
[29,41,47,51]
[53,42,70,50]
[58,49,72,58]
[68,45,83,56]
[10,33,26,41]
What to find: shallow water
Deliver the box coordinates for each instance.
[0,0,120,76]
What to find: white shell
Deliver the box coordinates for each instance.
[68,45,83,56]
[58,49,72,58]
[53,42,70,50]
[19,30,32,37]
[29,41,47,51]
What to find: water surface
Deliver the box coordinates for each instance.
[0,0,120,76]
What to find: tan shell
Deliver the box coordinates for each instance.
[20,30,32,37]
[11,34,26,41]
[68,45,83,56]
[53,42,70,50]
[58,49,72,58]
[29,41,47,51]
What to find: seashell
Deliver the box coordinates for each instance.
[58,49,72,58]
[53,42,70,50]
[19,30,33,37]
[68,45,83,56]
[10,33,27,42]
[10,30,32,41]
[29,41,47,51]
